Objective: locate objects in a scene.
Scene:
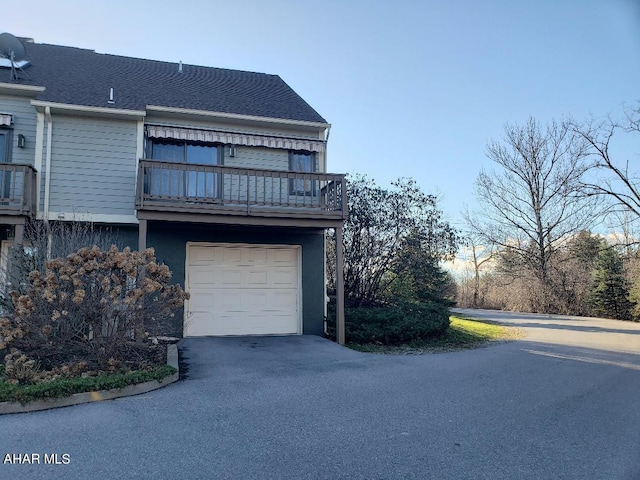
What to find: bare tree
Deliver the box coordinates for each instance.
[468,117,599,311]
[571,103,640,217]
[456,228,495,308]
[469,242,494,308]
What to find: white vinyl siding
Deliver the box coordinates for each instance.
[226,146,288,170]
[219,147,323,206]
[185,243,301,336]
[226,144,325,176]
[48,116,137,216]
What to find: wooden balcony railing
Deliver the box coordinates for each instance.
[0,163,37,216]
[135,159,347,222]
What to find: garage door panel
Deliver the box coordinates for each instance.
[269,248,297,265]
[219,269,242,285]
[189,291,216,310]
[269,290,297,308]
[189,246,213,264]
[188,266,215,285]
[245,269,268,285]
[244,248,268,264]
[222,247,243,265]
[186,244,300,336]
[212,289,296,313]
[270,267,297,286]
[214,291,244,312]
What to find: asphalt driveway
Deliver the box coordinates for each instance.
[2,313,640,479]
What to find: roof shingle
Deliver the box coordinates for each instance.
[3,41,327,124]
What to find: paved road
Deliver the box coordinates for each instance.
[2,311,640,479]
[453,308,640,355]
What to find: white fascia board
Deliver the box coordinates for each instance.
[145,105,330,132]
[0,83,46,97]
[31,101,146,120]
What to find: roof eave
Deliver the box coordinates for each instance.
[31,100,146,120]
[0,82,46,97]
[145,105,330,132]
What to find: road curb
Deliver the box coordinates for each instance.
[0,344,179,415]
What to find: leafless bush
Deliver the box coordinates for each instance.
[1,220,119,312]
[1,244,188,383]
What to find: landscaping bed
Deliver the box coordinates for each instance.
[0,240,187,412]
[0,343,179,413]
[347,315,522,354]
[0,363,176,404]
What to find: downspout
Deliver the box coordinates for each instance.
[135,119,144,217]
[323,124,331,332]
[43,106,52,219]
[324,124,331,173]
[33,111,45,215]
[44,106,53,257]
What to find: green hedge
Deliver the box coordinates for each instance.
[0,365,177,404]
[328,301,450,345]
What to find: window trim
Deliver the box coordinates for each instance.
[288,150,317,197]
[146,137,224,166]
[145,137,224,200]
[0,128,13,164]
[0,129,13,201]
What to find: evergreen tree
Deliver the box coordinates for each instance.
[590,247,634,320]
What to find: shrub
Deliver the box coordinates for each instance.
[0,365,177,403]
[336,301,450,345]
[0,245,187,383]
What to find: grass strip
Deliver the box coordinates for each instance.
[348,315,521,354]
[0,365,177,404]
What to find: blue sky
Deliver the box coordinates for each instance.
[7,0,640,229]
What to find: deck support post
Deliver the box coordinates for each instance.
[335,225,345,345]
[138,219,147,251]
[14,223,24,245]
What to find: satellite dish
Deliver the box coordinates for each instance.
[0,33,27,80]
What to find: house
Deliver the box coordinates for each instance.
[0,34,346,343]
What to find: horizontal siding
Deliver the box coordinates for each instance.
[49,115,137,216]
[0,94,37,165]
[226,145,326,175]
[226,146,289,171]
[216,147,323,206]
[224,147,289,201]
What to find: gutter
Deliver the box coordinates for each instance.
[146,105,330,130]
[31,101,145,120]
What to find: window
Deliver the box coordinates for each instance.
[0,129,11,163]
[146,139,222,199]
[289,151,317,196]
[0,129,13,201]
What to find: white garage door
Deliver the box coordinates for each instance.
[185,244,301,336]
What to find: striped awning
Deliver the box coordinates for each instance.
[146,125,325,153]
[0,113,12,127]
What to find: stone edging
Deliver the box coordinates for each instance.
[0,344,179,415]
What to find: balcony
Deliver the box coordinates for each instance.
[135,159,347,227]
[0,163,37,217]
